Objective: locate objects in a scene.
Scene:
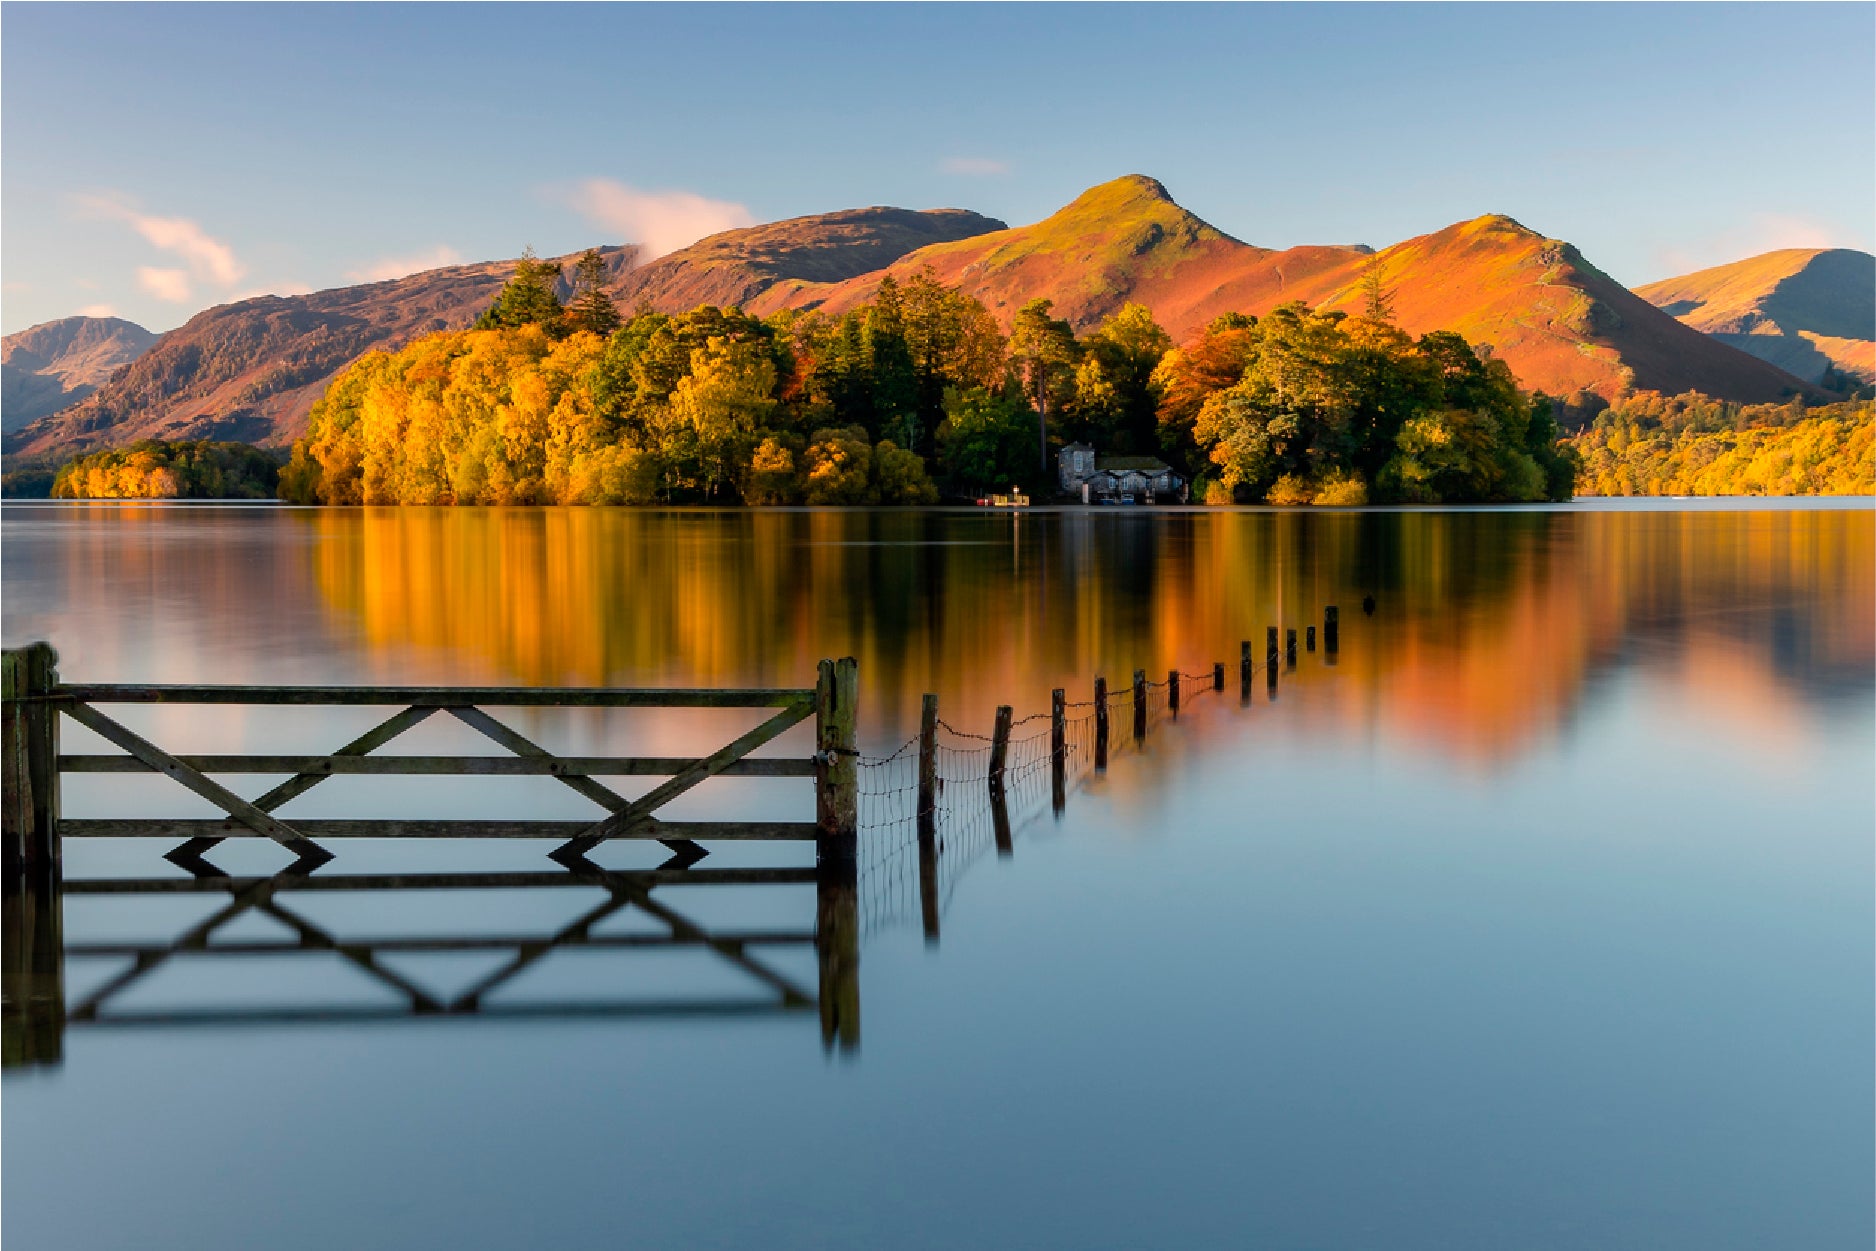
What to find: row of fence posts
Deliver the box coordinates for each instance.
[901,606,1338,941]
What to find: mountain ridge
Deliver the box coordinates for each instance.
[5,178,1818,460]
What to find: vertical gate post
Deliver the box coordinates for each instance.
[1168,669,1180,715]
[1050,688,1066,815]
[1306,625,1317,653]
[1266,626,1279,671]
[1213,662,1225,693]
[988,705,1012,793]
[815,657,858,866]
[814,657,860,1053]
[1239,641,1252,704]
[1325,605,1340,662]
[1132,669,1147,741]
[1093,677,1109,771]
[1285,628,1298,668]
[3,644,60,883]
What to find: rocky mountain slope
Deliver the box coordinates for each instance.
[2,316,157,432]
[1635,248,1874,386]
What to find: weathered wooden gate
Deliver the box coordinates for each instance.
[2,645,862,1066]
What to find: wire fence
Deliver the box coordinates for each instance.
[854,653,1293,936]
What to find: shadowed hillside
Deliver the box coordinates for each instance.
[1,315,156,432]
[1636,248,1875,386]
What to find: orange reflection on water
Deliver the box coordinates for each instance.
[295,505,1872,767]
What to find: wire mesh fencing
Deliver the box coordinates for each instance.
[853,650,1295,938]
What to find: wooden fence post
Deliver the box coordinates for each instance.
[917,692,938,842]
[988,705,1012,793]
[3,644,60,884]
[815,657,858,866]
[1325,605,1339,660]
[1213,662,1225,693]
[1093,677,1109,770]
[1168,669,1180,715]
[1050,689,1066,815]
[1266,626,1279,670]
[1132,669,1147,742]
[1286,628,1297,668]
[1240,640,1252,704]
[1306,625,1317,652]
[991,785,1013,857]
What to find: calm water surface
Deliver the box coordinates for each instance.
[3,501,1872,1250]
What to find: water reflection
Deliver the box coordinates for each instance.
[12,503,1862,757]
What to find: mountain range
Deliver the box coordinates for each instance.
[5,176,1866,462]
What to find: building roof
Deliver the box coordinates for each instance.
[1061,441,1095,454]
[1096,456,1173,473]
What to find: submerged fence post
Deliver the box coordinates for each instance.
[1240,641,1252,704]
[3,644,60,885]
[1325,605,1340,662]
[1286,628,1298,669]
[1050,689,1066,815]
[1306,625,1317,653]
[1093,677,1109,770]
[1266,626,1279,671]
[918,827,940,945]
[1132,669,1147,742]
[815,657,858,867]
[1168,669,1180,715]
[1213,662,1225,693]
[988,705,1012,793]
[917,693,938,843]
[816,860,860,1054]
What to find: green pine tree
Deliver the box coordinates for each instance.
[569,249,621,337]
[475,246,567,333]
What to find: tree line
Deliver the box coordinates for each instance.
[270,248,1582,506]
[1572,393,1873,496]
[49,440,280,500]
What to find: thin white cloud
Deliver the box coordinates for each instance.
[137,266,192,302]
[346,246,464,283]
[562,180,755,260]
[940,156,1010,176]
[76,303,119,319]
[1655,213,1857,276]
[76,192,247,286]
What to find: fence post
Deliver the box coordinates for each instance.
[1213,662,1225,693]
[1093,677,1109,770]
[3,644,60,884]
[1325,605,1339,661]
[1168,669,1180,715]
[1266,626,1279,671]
[1050,689,1066,815]
[1240,640,1252,704]
[816,862,860,1054]
[991,785,1013,857]
[988,705,1012,793]
[1132,669,1147,742]
[1306,625,1317,653]
[917,693,938,842]
[1285,628,1297,668]
[815,657,858,867]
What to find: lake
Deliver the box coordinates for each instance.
[3,501,1872,1250]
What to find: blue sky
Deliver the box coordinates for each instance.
[4,2,1872,334]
